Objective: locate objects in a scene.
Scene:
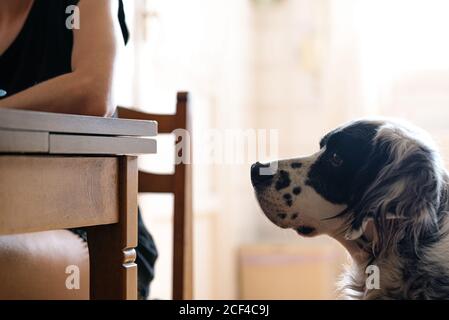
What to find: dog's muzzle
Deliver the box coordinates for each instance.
[251,162,274,189]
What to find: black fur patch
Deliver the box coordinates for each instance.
[296,226,315,235]
[283,194,293,207]
[277,213,287,219]
[306,121,382,205]
[291,162,302,169]
[275,170,291,191]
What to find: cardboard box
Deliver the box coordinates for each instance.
[238,241,347,299]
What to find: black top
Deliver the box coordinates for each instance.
[0,0,157,299]
[0,0,128,98]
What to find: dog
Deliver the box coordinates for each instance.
[251,119,449,299]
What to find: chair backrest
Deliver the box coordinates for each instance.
[117,92,193,300]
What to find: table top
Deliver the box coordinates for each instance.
[0,108,158,155]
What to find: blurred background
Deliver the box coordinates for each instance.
[116,0,449,299]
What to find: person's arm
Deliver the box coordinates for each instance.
[0,0,122,117]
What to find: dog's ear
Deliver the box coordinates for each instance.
[344,125,443,246]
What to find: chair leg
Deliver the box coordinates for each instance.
[172,92,193,300]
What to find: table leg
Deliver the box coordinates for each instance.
[87,156,138,300]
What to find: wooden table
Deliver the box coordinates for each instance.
[0,108,157,300]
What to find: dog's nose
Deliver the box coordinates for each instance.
[251,162,274,187]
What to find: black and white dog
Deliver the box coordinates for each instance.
[251,119,449,299]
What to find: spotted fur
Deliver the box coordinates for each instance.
[251,118,449,299]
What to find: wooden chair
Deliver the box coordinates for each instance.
[117,92,193,300]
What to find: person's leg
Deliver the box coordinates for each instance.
[136,210,158,299]
[0,230,89,300]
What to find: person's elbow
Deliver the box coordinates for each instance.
[77,75,116,117]
[83,93,115,117]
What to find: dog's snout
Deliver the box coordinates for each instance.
[251,162,274,187]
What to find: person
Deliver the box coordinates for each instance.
[0,0,157,299]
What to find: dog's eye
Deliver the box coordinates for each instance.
[330,152,343,167]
